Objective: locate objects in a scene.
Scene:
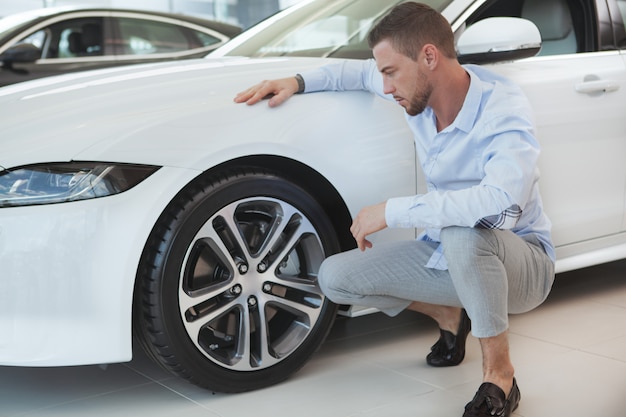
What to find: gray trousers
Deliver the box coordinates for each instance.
[318,227,555,338]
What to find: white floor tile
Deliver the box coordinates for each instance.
[0,259,624,417]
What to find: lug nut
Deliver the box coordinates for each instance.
[238,263,248,274]
[248,296,257,306]
[263,283,272,293]
[257,262,267,273]
[230,284,242,295]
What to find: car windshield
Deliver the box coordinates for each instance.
[212,0,453,60]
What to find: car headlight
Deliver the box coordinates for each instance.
[0,162,160,207]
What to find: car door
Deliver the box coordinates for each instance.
[457,0,626,255]
[0,14,114,86]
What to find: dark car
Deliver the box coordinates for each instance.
[0,6,241,86]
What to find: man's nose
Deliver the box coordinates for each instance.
[383,80,394,95]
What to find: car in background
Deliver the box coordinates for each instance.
[0,0,625,395]
[0,6,241,86]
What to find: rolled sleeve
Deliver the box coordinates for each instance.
[299,59,385,95]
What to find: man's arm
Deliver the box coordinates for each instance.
[234,59,386,107]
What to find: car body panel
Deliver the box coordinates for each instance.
[0,167,200,365]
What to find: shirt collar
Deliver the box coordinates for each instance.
[443,67,482,134]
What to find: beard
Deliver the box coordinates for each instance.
[405,81,432,116]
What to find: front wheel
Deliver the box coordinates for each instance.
[135,167,340,392]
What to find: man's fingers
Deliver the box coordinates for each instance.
[267,90,291,107]
[234,82,271,105]
[245,88,271,105]
[350,224,368,251]
[235,78,298,107]
[350,203,387,251]
[354,236,372,251]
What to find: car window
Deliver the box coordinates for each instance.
[255,2,384,57]
[12,17,104,59]
[194,31,224,48]
[465,0,597,56]
[116,17,221,55]
[219,0,452,59]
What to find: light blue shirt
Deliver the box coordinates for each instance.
[301,59,555,268]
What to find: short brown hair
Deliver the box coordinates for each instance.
[368,2,456,60]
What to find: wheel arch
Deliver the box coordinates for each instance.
[209,154,357,253]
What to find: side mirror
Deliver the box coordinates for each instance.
[0,43,41,65]
[457,17,541,64]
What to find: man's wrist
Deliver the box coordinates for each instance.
[295,74,305,94]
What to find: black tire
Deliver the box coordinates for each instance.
[135,167,340,392]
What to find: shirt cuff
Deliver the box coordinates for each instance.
[385,196,418,228]
[299,68,328,93]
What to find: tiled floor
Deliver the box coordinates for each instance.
[1,260,625,417]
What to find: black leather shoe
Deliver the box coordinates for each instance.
[426,309,471,367]
[463,378,521,417]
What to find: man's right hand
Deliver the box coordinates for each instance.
[350,202,388,251]
[234,77,300,107]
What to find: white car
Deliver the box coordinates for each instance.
[1,0,625,393]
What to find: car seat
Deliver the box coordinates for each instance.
[521,0,577,55]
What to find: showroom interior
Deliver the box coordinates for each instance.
[0,0,301,29]
[0,0,625,416]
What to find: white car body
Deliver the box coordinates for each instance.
[0,57,417,365]
[0,0,624,392]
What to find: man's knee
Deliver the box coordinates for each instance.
[440,226,498,255]
[318,250,372,306]
[318,253,349,301]
[317,256,334,296]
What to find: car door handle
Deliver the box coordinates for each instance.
[575,79,620,94]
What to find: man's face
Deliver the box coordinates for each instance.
[372,39,432,116]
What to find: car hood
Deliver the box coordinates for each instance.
[0,56,336,170]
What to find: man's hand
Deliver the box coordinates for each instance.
[350,202,388,251]
[234,77,299,107]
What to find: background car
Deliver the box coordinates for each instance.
[0,6,241,86]
[0,0,625,395]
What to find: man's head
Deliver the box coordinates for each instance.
[368,2,457,116]
[368,2,456,60]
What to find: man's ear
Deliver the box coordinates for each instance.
[422,44,438,69]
